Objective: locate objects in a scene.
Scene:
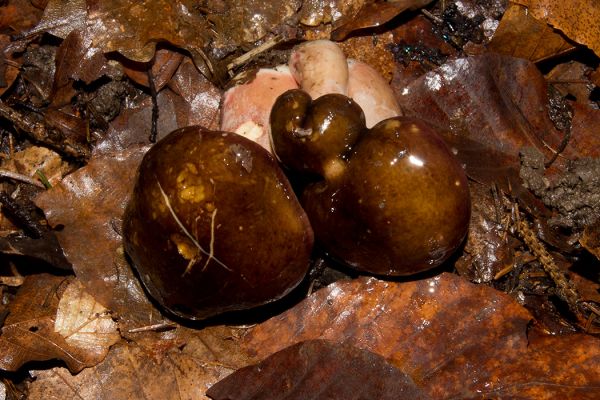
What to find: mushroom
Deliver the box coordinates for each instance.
[220,66,299,152]
[123,126,314,320]
[271,95,470,275]
[269,89,366,180]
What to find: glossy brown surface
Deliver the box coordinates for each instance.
[123,127,314,320]
[303,117,470,275]
[270,89,366,179]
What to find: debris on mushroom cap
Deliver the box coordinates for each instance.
[123,126,313,320]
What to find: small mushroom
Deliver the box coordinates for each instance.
[123,127,314,320]
[270,89,366,180]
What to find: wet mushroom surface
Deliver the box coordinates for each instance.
[271,104,471,276]
[123,126,314,320]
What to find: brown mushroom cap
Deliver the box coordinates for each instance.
[270,89,366,180]
[302,117,470,275]
[123,127,314,320]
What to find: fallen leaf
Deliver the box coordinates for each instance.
[331,0,433,41]
[395,53,592,214]
[581,222,600,260]
[513,0,600,56]
[488,3,575,62]
[167,57,222,130]
[243,274,600,398]
[0,274,118,373]
[207,339,430,400]
[51,28,111,107]
[299,0,365,28]
[27,326,250,400]
[54,279,120,353]
[27,0,214,77]
[0,0,44,34]
[0,231,72,270]
[34,146,161,331]
[122,48,184,90]
[455,182,514,282]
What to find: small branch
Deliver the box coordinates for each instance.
[147,68,159,143]
[227,36,282,72]
[0,169,45,188]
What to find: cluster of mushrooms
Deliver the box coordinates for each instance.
[123,41,471,320]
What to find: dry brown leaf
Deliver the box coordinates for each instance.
[0,274,118,373]
[489,3,575,62]
[207,340,430,400]
[54,279,119,353]
[1,146,70,187]
[513,0,600,56]
[34,146,162,331]
[27,326,250,400]
[243,274,600,398]
[331,0,433,41]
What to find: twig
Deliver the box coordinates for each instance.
[227,36,283,73]
[0,191,45,238]
[147,67,159,143]
[128,322,177,333]
[0,100,89,159]
[511,205,581,312]
[0,169,45,188]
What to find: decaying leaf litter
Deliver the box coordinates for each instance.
[0,0,599,398]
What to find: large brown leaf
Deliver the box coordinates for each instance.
[243,274,600,399]
[27,326,250,400]
[207,340,430,400]
[395,53,600,214]
[34,146,158,330]
[513,0,600,56]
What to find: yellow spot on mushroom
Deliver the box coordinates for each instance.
[171,233,199,261]
[410,125,420,134]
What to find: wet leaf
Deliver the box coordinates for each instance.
[28,0,213,76]
[167,57,222,130]
[0,232,72,270]
[513,0,600,56]
[395,53,592,213]
[488,3,575,62]
[34,146,160,330]
[0,0,44,34]
[243,274,600,398]
[546,61,596,106]
[210,0,301,51]
[0,274,118,373]
[581,223,600,261]
[51,29,111,107]
[299,0,365,28]
[207,340,430,400]
[122,48,184,90]
[27,326,250,400]
[454,182,514,282]
[331,0,433,41]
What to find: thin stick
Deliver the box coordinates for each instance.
[227,36,282,72]
[0,168,44,188]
